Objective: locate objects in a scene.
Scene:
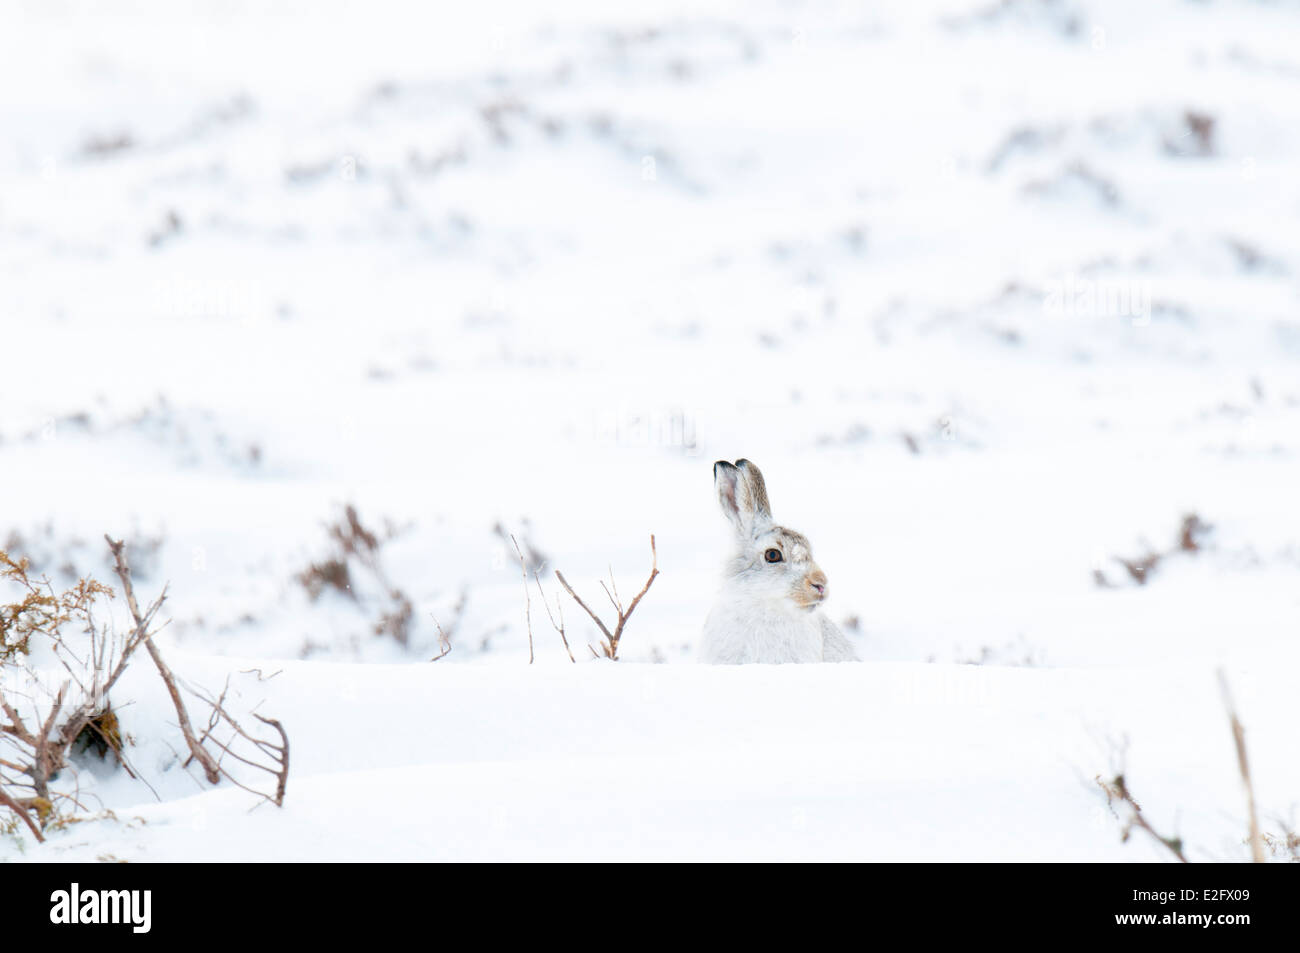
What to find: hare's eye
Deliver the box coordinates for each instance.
[764,548,783,563]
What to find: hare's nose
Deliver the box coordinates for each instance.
[810,582,824,594]
[808,570,827,595]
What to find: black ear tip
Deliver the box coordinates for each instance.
[713,460,734,476]
[735,458,752,469]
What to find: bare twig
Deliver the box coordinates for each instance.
[106,535,221,785]
[618,535,660,629]
[1218,670,1265,863]
[429,615,453,662]
[607,569,621,612]
[239,668,283,682]
[555,573,614,647]
[1096,773,1190,863]
[32,681,69,801]
[555,535,658,660]
[510,535,535,664]
[187,676,229,766]
[600,577,621,617]
[427,589,466,661]
[253,715,289,807]
[534,573,574,663]
[0,787,43,842]
[183,681,289,807]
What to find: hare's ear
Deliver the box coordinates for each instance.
[714,459,772,537]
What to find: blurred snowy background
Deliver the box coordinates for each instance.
[2,0,1298,860]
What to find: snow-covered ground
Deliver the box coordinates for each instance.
[2,0,1298,861]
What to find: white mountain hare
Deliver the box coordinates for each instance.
[699,459,858,664]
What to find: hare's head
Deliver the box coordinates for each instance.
[713,459,828,611]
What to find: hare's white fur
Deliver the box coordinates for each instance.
[699,459,857,664]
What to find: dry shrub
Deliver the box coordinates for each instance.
[2,539,289,844]
[1,552,112,662]
[1,550,147,837]
[1095,512,1212,588]
[297,557,353,600]
[1260,828,1300,863]
[297,504,416,647]
[554,535,659,661]
[494,520,547,573]
[1095,671,1280,864]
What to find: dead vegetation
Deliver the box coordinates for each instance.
[1094,512,1212,587]
[1260,826,1300,862]
[3,521,165,587]
[956,635,1043,667]
[147,209,183,247]
[509,534,574,664]
[1163,110,1216,158]
[297,555,353,600]
[1024,160,1120,207]
[185,676,289,808]
[1094,670,1282,863]
[81,130,134,157]
[429,620,453,662]
[555,535,659,661]
[1095,762,1190,863]
[503,526,659,662]
[297,504,418,648]
[1218,670,1265,864]
[1,537,289,843]
[428,588,466,662]
[17,399,262,472]
[494,520,547,573]
[1,550,137,832]
[105,536,220,786]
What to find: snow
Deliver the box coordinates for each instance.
[8,656,1293,862]
[2,0,1299,861]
